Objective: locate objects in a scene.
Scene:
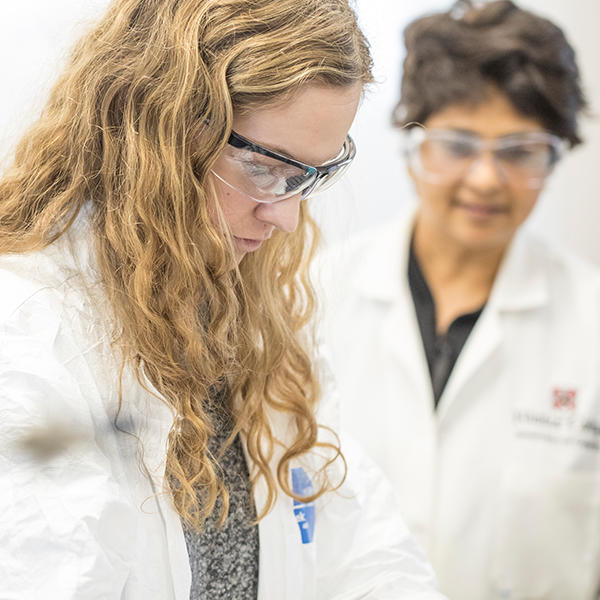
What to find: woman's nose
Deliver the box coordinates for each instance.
[254,194,302,233]
[462,150,504,192]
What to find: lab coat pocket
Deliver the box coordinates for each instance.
[489,467,600,599]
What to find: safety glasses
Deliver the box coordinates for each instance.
[404,127,567,189]
[211,130,356,203]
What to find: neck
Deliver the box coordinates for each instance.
[412,216,510,331]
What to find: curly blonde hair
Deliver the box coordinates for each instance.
[0,0,373,529]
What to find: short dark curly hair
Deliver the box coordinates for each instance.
[392,0,587,146]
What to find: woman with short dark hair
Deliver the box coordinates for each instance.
[320,2,600,598]
[395,0,585,144]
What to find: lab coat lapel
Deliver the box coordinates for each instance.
[246,411,316,600]
[355,208,433,405]
[437,232,549,421]
[134,385,191,600]
[254,477,303,600]
[384,288,433,405]
[436,299,503,422]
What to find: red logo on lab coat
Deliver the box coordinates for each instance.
[552,388,577,411]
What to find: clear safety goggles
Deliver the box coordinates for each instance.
[403,127,567,189]
[211,130,356,203]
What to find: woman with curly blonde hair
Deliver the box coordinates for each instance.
[0,0,444,598]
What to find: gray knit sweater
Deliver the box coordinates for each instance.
[183,402,259,599]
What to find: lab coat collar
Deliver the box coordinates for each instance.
[353,205,417,304]
[437,230,550,421]
[352,205,434,404]
[489,230,549,313]
[353,209,550,314]
[350,210,551,422]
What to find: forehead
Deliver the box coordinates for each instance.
[232,83,362,165]
[425,88,546,138]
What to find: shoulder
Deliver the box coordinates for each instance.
[318,210,413,268]
[521,231,600,296]
[0,254,73,326]
[497,230,600,337]
[0,209,103,336]
[313,208,415,297]
[0,255,102,363]
[0,222,115,431]
[0,245,139,598]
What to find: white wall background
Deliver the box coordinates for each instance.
[1,1,598,263]
[0,2,109,167]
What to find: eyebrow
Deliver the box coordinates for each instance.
[442,127,546,138]
[233,130,344,167]
[263,141,297,159]
[236,132,302,162]
[271,141,344,167]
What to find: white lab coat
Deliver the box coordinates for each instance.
[0,209,445,600]
[317,207,600,600]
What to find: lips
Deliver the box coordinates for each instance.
[233,237,264,253]
[455,201,508,219]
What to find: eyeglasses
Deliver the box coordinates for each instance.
[403,127,567,189]
[211,130,356,203]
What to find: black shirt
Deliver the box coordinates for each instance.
[408,241,484,408]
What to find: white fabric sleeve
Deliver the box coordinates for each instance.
[315,434,447,600]
[0,295,136,600]
[312,345,447,599]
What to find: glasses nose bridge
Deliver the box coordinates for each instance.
[463,138,506,185]
[472,137,500,162]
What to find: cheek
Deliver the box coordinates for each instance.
[512,189,542,223]
[414,179,455,213]
[212,179,254,230]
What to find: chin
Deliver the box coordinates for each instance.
[456,228,514,254]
